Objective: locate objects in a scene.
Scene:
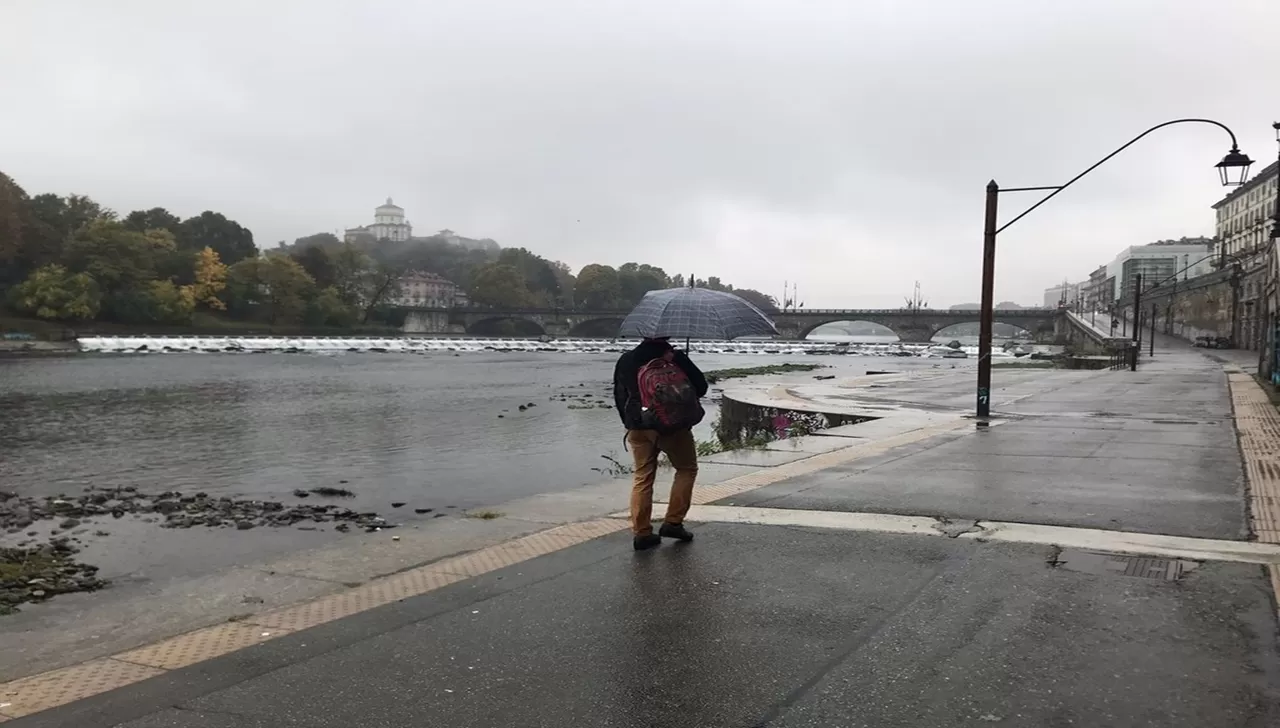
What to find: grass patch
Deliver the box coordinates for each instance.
[464,510,504,520]
[704,363,823,384]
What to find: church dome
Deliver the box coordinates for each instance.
[375,197,404,213]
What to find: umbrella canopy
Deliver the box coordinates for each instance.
[618,287,778,340]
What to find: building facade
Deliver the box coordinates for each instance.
[1213,163,1278,352]
[1104,241,1213,305]
[345,198,413,243]
[1042,281,1083,310]
[1082,265,1108,312]
[1213,161,1278,263]
[390,271,467,308]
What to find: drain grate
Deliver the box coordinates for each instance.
[1054,549,1198,581]
[1150,420,1202,425]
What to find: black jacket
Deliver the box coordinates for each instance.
[612,340,708,430]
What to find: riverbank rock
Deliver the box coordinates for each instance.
[1,538,107,615]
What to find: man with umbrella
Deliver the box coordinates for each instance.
[612,284,778,550]
[613,336,708,550]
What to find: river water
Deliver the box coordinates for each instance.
[0,347,961,582]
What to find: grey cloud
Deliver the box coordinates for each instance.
[2,0,1278,306]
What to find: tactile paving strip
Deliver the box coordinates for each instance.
[0,659,164,718]
[114,622,293,670]
[1227,373,1280,545]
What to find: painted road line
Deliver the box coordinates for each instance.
[676,505,1280,566]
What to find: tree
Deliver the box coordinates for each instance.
[178,211,257,265]
[617,262,669,306]
[0,171,27,282]
[498,248,559,305]
[291,244,337,289]
[330,243,373,307]
[575,264,622,309]
[292,232,341,251]
[63,220,165,316]
[550,260,575,307]
[146,280,196,324]
[359,262,403,323]
[469,263,532,308]
[191,246,228,310]
[27,194,114,241]
[7,264,100,321]
[123,208,181,235]
[225,256,314,324]
[305,286,358,327]
[730,288,778,313]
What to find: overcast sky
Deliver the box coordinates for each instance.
[3,0,1278,307]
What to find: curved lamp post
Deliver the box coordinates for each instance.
[976,118,1253,421]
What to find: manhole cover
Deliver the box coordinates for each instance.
[1052,549,1198,582]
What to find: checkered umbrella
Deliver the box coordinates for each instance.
[618,287,778,340]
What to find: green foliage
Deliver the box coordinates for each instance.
[178,211,256,265]
[123,207,181,235]
[305,286,358,327]
[575,264,622,309]
[146,280,196,324]
[617,262,669,306]
[225,256,315,324]
[470,263,533,308]
[291,244,337,289]
[7,264,100,321]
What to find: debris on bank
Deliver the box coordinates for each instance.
[704,363,824,385]
[0,487,393,535]
[1,538,107,615]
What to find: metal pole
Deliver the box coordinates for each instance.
[1150,302,1156,357]
[1131,273,1142,371]
[976,180,999,421]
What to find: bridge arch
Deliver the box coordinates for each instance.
[803,320,902,341]
[567,317,624,338]
[933,320,1034,341]
[466,317,547,337]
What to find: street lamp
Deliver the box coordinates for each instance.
[976,119,1253,421]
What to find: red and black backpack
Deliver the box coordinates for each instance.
[636,351,705,432]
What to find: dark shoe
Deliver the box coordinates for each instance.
[659,522,694,542]
[633,533,662,551]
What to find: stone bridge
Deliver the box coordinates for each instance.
[402,306,1063,342]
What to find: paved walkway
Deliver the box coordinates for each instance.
[6,343,1280,727]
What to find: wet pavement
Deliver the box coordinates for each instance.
[9,342,1280,727]
[20,525,1280,728]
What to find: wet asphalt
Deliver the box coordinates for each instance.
[14,346,1280,727]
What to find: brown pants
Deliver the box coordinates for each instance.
[627,428,698,536]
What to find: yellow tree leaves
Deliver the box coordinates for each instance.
[190,246,228,310]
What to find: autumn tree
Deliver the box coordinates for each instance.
[550,260,576,307]
[575,264,622,309]
[6,265,100,321]
[190,246,228,310]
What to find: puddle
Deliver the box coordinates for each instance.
[1052,549,1199,582]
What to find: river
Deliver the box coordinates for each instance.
[0,347,963,582]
